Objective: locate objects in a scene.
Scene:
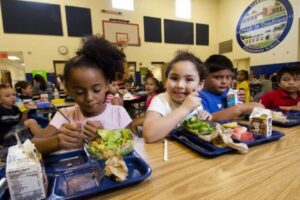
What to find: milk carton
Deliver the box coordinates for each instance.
[227,88,242,107]
[6,140,48,200]
[249,107,272,137]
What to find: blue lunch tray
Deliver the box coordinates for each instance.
[45,150,151,200]
[170,127,285,157]
[272,116,300,127]
[272,110,300,127]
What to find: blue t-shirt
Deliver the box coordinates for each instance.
[199,88,229,113]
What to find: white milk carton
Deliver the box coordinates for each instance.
[249,107,272,137]
[6,140,48,200]
[227,88,242,107]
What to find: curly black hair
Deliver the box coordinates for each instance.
[64,35,126,89]
[165,50,206,80]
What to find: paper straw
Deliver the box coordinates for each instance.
[164,139,168,161]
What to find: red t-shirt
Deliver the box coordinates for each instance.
[259,87,300,109]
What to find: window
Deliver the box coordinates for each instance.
[112,0,134,11]
[175,0,191,19]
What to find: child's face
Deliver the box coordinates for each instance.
[22,85,33,96]
[66,67,108,117]
[205,69,233,94]
[0,88,16,108]
[279,73,300,94]
[108,81,119,94]
[145,78,157,95]
[237,71,246,82]
[165,61,203,104]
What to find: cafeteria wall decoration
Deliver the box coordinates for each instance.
[236,0,293,53]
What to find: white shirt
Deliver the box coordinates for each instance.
[147,92,202,120]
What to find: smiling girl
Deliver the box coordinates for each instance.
[143,51,212,143]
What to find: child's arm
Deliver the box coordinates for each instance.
[211,102,263,121]
[20,110,29,122]
[143,92,201,143]
[20,102,36,122]
[31,135,60,155]
[130,116,144,134]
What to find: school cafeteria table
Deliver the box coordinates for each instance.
[89,125,300,200]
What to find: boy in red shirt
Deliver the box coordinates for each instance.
[259,65,300,110]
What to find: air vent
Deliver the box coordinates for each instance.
[219,39,233,54]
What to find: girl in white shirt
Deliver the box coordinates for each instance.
[144,51,212,143]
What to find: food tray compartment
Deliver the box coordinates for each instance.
[55,162,104,197]
[44,150,89,175]
[170,127,285,157]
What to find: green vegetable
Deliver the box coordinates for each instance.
[87,129,134,159]
[183,117,214,135]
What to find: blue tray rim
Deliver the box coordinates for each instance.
[170,127,285,158]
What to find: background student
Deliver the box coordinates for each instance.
[33,35,132,153]
[105,80,123,106]
[14,80,33,102]
[259,65,300,110]
[236,70,250,103]
[0,85,41,145]
[131,75,163,135]
[143,51,212,143]
[199,54,262,121]
[33,74,55,100]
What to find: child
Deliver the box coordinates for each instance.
[0,85,41,145]
[143,51,212,143]
[131,76,162,135]
[35,36,132,152]
[105,80,123,106]
[236,70,250,103]
[200,54,263,121]
[14,80,33,102]
[33,74,55,100]
[259,65,300,110]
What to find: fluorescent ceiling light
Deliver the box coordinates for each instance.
[112,0,134,11]
[8,56,20,60]
[176,0,191,19]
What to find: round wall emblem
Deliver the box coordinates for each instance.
[236,0,293,53]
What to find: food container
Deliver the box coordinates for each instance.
[55,162,104,197]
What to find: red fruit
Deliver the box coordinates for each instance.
[240,132,254,142]
[233,126,247,134]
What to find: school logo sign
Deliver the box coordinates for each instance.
[236,0,293,53]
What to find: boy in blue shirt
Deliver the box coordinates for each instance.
[200,54,263,121]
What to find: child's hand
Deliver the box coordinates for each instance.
[181,91,202,113]
[24,102,36,109]
[197,109,212,121]
[83,120,103,142]
[58,123,83,149]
